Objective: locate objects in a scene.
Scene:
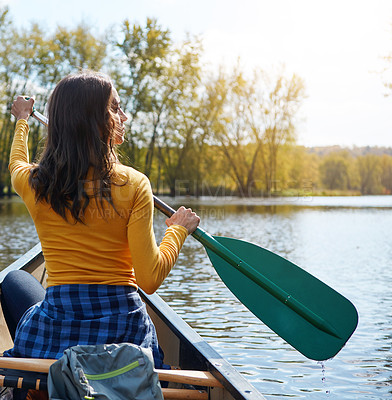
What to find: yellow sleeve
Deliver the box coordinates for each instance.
[127,175,188,294]
[8,119,32,198]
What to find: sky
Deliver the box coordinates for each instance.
[2,0,392,148]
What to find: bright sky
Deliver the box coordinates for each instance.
[2,0,392,147]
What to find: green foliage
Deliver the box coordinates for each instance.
[110,18,172,174]
[357,154,382,195]
[0,6,23,194]
[281,145,320,191]
[380,155,392,194]
[0,10,390,197]
[319,152,351,190]
[209,65,306,196]
[0,9,108,196]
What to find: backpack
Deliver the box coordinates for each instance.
[47,343,163,400]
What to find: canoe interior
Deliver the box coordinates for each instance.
[0,244,265,400]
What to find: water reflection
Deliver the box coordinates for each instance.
[1,196,392,399]
[0,198,39,267]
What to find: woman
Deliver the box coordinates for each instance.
[2,71,200,370]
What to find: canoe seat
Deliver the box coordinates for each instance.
[22,388,209,400]
[0,357,222,399]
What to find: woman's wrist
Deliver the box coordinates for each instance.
[16,114,30,121]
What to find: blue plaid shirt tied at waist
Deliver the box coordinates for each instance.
[3,284,164,368]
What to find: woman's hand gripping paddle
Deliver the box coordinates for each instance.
[31,110,358,361]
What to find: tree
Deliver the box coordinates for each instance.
[380,155,392,194]
[112,20,211,195]
[0,7,28,196]
[155,38,203,196]
[248,69,306,195]
[284,146,320,191]
[319,153,350,190]
[0,15,109,195]
[31,23,108,158]
[212,67,259,196]
[357,154,382,194]
[111,18,172,172]
[212,66,305,196]
[191,72,228,196]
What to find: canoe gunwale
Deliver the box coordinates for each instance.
[0,243,43,284]
[140,289,265,399]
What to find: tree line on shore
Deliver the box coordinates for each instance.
[1,6,391,198]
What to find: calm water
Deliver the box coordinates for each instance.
[1,195,391,399]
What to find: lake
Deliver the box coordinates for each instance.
[1,195,391,399]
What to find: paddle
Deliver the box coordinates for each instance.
[30,110,358,361]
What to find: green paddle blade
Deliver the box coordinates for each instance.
[204,236,358,361]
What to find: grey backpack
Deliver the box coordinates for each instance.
[47,343,163,400]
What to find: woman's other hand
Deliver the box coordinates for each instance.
[11,96,35,121]
[166,206,200,234]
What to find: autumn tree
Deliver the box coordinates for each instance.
[380,155,392,194]
[154,38,203,196]
[283,146,320,191]
[212,66,305,196]
[319,152,351,190]
[210,68,256,196]
[248,69,306,195]
[191,72,228,196]
[357,154,382,194]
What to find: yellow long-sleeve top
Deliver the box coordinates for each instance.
[9,119,188,293]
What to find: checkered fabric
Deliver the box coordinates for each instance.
[3,284,164,368]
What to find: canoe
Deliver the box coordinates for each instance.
[0,244,266,400]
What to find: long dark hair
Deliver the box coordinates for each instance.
[29,71,118,223]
